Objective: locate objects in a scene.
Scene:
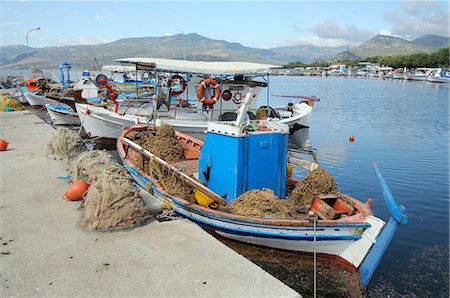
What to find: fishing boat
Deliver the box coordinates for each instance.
[75,102,152,139]
[117,90,407,288]
[77,58,317,139]
[45,104,81,126]
[411,68,435,81]
[101,65,154,95]
[427,68,450,83]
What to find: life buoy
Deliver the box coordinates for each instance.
[232,92,242,104]
[222,89,232,101]
[167,74,186,96]
[197,78,220,105]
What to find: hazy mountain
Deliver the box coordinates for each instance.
[0,33,283,69]
[2,33,448,69]
[269,44,347,63]
[412,34,450,48]
[322,35,439,62]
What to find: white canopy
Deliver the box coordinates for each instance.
[114,57,280,75]
[101,65,140,72]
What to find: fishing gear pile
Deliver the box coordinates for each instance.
[149,157,195,202]
[289,167,337,208]
[129,124,185,173]
[69,150,150,231]
[61,88,74,97]
[47,127,86,160]
[229,188,291,218]
[0,96,23,111]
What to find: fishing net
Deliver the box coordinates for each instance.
[69,150,118,184]
[47,127,86,160]
[61,88,74,97]
[0,96,23,111]
[289,168,337,208]
[129,124,185,174]
[49,89,60,97]
[149,157,195,203]
[69,149,151,231]
[82,170,150,231]
[228,188,291,218]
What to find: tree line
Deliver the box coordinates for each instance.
[284,47,449,69]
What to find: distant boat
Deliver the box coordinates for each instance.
[427,68,450,83]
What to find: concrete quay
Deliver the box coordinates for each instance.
[0,110,300,297]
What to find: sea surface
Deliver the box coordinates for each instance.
[22,74,449,296]
[266,76,449,296]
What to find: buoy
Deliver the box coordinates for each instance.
[287,163,293,177]
[0,139,9,151]
[349,135,355,142]
[63,180,89,201]
[194,189,217,209]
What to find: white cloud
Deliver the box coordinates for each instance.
[0,22,23,26]
[271,36,354,48]
[384,0,449,38]
[378,30,392,36]
[70,36,107,45]
[312,19,376,42]
[95,15,110,20]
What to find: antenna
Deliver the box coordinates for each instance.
[182,32,186,60]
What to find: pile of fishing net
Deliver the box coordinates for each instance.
[61,88,74,98]
[228,188,291,218]
[0,96,23,111]
[129,124,185,173]
[69,150,151,231]
[149,157,195,202]
[289,167,337,208]
[47,127,86,159]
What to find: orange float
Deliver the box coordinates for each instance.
[349,135,355,142]
[25,79,39,92]
[197,78,221,106]
[0,139,9,151]
[63,180,89,201]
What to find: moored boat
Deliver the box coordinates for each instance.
[45,104,81,126]
[117,91,407,288]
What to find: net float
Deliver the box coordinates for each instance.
[63,180,89,201]
[0,139,9,151]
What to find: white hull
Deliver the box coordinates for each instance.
[24,92,59,106]
[427,76,450,83]
[276,102,313,128]
[76,103,146,139]
[45,104,81,126]
[77,102,312,138]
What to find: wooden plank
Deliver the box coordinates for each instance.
[122,137,227,206]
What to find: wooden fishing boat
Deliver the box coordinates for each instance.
[23,91,59,106]
[117,91,407,288]
[45,104,81,126]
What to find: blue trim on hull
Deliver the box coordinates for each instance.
[358,164,408,288]
[122,158,366,241]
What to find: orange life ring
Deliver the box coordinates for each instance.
[167,74,187,96]
[197,78,220,105]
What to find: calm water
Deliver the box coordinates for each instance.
[266,76,449,295]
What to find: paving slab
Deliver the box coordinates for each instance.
[0,110,300,297]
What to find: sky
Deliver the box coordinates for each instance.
[1,0,449,49]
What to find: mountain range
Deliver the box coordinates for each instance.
[0,33,448,69]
